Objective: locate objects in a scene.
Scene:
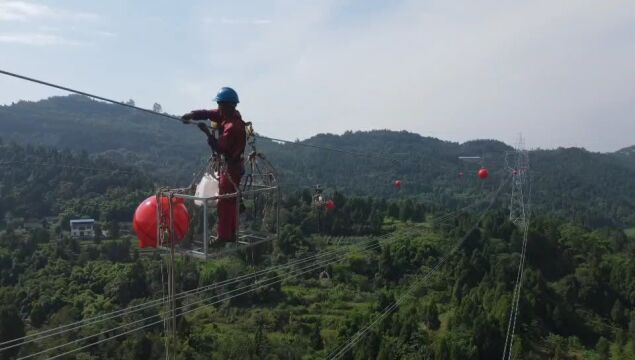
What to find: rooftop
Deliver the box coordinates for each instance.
[70,219,96,224]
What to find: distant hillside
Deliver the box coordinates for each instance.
[0,95,208,185]
[0,141,152,227]
[614,145,635,170]
[531,148,635,226]
[258,131,511,199]
[2,95,635,226]
[617,145,635,155]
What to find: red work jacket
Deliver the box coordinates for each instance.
[190,109,246,165]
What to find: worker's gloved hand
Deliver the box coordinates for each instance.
[181,113,193,123]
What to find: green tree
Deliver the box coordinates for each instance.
[611,299,627,326]
[422,300,440,330]
[105,221,120,239]
[379,246,398,283]
[93,223,102,244]
[30,302,47,328]
[275,225,304,258]
[253,316,270,359]
[0,305,25,359]
[310,321,323,350]
[596,337,610,357]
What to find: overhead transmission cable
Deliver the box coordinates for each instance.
[0,70,181,123]
[0,69,401,164]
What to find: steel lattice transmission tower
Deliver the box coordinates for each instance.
[507,135,530,227]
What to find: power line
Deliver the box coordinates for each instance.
[0,69,402,164]
[0,69,181,123]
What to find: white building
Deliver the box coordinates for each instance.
[70,219,96,239]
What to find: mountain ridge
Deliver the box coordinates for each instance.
[2,95,634,226]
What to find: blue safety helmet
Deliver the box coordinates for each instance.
[214,87,239,104]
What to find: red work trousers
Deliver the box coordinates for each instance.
[217,166,241,242]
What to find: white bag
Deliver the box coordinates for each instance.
[194,173,219,206]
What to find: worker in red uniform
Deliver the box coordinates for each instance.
[181,87,246,242]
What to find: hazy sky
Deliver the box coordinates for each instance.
[1,0,634,152]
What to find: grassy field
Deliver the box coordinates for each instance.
[626,227,635,239]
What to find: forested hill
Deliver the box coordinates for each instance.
[615,145,635,170]
[617,145,635,155]
[1,95,635,226]
[0,95,208,184]
[259,131,513,196]
[0,140,152,226]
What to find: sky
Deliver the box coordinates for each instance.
[0,0,634,152]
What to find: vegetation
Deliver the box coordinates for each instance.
[0,141,152,231]
[2,95,634,226]
[1,196,634,359]
[1,96,635,359]
[0,95,208,185]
